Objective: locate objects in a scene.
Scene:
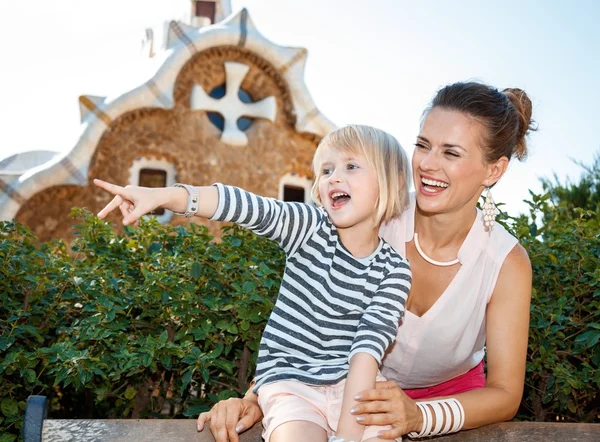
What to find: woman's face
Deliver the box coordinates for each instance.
[412,107,493,215]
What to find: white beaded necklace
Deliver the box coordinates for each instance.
[413,233,459,267]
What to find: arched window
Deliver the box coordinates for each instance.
[278,173,313,204]
[129,158,177,224]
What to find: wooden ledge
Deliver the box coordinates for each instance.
[24,397,600,442]
[37,420,600,442]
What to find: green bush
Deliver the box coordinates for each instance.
[509,189,599,421]
[0,210,284,439]
[1,164,599,439]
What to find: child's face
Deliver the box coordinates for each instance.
[317,144,380,232]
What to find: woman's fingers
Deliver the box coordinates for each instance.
[374,380,400,391]
[352,399,391,415]
[355,384,395,402]
[210,402,239,442]
[197,411,211,431]
[358,411,395,426]
[236,403,261,433]
[223,403,242,442]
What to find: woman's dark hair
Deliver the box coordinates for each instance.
[428,82,536,162]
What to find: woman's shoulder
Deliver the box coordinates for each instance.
[483,220,521,265]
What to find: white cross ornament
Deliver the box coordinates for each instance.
[191,61,277,146]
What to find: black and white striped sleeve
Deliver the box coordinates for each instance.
[209,183,321,255]
[349,261,412,364]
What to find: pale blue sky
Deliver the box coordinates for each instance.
[0,0,598,215]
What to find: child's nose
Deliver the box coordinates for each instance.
[328,169,343,183]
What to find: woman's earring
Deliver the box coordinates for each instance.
[483,188,499,231]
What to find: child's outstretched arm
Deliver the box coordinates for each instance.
[94,179,218,224]
[94,181,320,256]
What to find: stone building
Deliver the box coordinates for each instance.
[0,0,335,242]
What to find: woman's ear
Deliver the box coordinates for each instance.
[484,156,509,187]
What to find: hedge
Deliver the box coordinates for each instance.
[1,187,599,440]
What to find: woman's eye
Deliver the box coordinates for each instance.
[414,143,428,150]
[445,151,459,157]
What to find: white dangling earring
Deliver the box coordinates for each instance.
[483,188,499,231]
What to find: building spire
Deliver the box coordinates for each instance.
[142,0,233,58]
[187,0,233,27]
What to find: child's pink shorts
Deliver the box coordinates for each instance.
[258,374,392,442]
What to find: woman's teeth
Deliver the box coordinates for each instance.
[421,178,449,188]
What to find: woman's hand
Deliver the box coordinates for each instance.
[94,179,167,225]
[197,397,263,442]
[352,380,422,439]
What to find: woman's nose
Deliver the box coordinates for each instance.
[419,150,440,171]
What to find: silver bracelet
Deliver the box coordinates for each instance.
[172,183,199,218]
[407,398,465,439]
[328,437,355,442]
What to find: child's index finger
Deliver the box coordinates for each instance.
[94,178,124,196]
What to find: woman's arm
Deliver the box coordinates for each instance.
[351,244,532,438]
[459,243,532,427]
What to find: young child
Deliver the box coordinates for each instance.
[94,125,412,442]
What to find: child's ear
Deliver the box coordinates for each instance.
[484,156,509,187]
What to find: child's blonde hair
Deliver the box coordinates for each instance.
[311,124,410,226]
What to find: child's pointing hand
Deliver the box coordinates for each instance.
[94,178,164,225]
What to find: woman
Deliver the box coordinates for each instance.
[197,82,534,441]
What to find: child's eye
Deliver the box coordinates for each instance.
[347,164,358,170]
[322,168,332,175]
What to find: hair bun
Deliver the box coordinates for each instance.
[503,88,536,160]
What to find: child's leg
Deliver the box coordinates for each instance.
[270,421,327,442]
[258,381,330,442]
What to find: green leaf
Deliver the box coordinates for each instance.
[23,368,37,384]
[242,281,256,293]
[149,242,162,253]
[180,369,194,395]
[216,320,230,330]
[1,398,18,417]
[159,330,168,344]
[191,262,202,279]
[124,386,137,400]
[183,403,210,417]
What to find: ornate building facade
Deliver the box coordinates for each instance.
[0,0,334,241]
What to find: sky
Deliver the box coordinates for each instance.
[0,0,598,215]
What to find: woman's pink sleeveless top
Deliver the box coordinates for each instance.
[379,195,517,389]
